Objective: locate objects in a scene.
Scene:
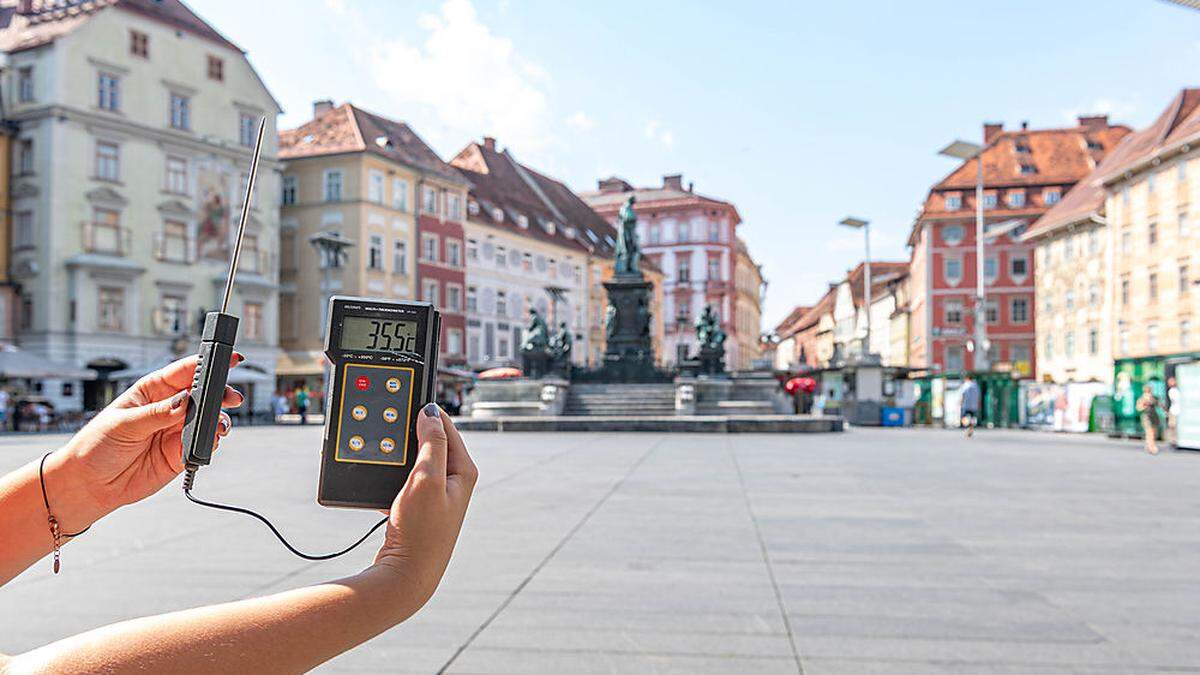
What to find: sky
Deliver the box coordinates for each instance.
[191,0,1200,329]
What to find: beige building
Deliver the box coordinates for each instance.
[732,237,764,369]
[2,0,282,411]
[276,101,468,386]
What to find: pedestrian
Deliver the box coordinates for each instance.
[1136,384,1162,455]
[960,376,981,438]
[813,389,827,417]
[271,390,289,423]
[296,383,310,425]
[1167,376,1181,446]
[0,355,476,671]
[0,388,9,431]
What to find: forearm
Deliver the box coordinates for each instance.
[4,564,425,674]
[0,453,107,584]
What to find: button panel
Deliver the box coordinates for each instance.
[334,363,415,466]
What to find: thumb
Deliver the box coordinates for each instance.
[117,389,190,435]
[412,402,448,480]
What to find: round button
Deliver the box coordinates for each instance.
[382,407,399,423]
[348,435,365,452]
[385,377,402,393]
[351,405,368,421]
[355,376,371,391]
[379,437,396,454]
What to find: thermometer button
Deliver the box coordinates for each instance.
[385,377,402,393]
[355,376,371,391]
[348,435,365,452]
[382,407,399,424]
[351,405,368,421]
[379,437,396,454]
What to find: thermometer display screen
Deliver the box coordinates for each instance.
[340,316,419,353]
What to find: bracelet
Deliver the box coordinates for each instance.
[39,451,91,574]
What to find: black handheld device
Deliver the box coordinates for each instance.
[180,117,267,469]
[317,296,441,510]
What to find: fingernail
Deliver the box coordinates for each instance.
[170,390,189,410]
[233,352,245,365]
[219,417,230,433]
[423,402,440,418]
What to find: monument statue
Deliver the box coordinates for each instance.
[694,304,727,375]
[549,321,573,376]
[520,308,553,378]
[613,195,640,275]
[604,304,617,338]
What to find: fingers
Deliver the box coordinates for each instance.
[411,403,448,482]
[218,411,232,436]
[116,389,190,435]
[222,385,244,408]
[442,413,478,489]
[128,352,244,402]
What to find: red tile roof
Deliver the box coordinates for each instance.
[450,140,617,256]
[774,304,811,335]
[278,103,466,185]
[1022,176,1105,240]
[580,177,742,225]
[0,0,241,53]
[845,261,909,308]
[1093,87,1200,186]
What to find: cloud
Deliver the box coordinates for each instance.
[645,119,675,149]
[360,0,553,153]
[566,111,594,132]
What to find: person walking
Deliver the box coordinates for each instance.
[1167,376,1181,446]
[960,376,981,438]
[1137,384,1162,455]
[295,383,311,425]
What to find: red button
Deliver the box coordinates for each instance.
[355,376,370,391]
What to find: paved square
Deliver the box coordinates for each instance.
[2,426,1198,673]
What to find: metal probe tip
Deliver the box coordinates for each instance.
[220,116,268,313]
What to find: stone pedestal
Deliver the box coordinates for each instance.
[580,272,668,383]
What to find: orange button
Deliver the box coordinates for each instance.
[382,407,398,423]
[379,437,396,454]
[385,377,402,393]
[348,435,365,452]
[351,405,368,421]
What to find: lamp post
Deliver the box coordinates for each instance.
[838,217,871,359]
[938,139,988,371]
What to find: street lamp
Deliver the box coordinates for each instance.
[938,139,989,371]
[838,216,871,359]
[308,231,355,339]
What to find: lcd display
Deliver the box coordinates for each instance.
[340,316,419,353]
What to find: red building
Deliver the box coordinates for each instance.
[908,116,1130,375]
[415,173,470,367]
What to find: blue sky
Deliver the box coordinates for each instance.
[191,0,1200,327]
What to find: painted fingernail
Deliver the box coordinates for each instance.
[423,402,440,418]
[233,352,245,365]
[219,417,230,433]
[170,390,189,410]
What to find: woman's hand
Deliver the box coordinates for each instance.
[373,403,478,613]
[49,355,243,529]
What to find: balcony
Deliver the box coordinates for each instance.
[153,232,196,264]
[704,279,730,294]
[237,249,275,276]
[151,306,191,336]
[82,221,133,257]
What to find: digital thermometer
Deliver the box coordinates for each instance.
[317,296,441,510]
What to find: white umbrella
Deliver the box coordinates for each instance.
[0,345,96,380]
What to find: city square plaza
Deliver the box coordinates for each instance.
[1,425,1197,674]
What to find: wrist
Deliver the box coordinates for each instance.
[363,559,436,623]
[41,449,109,534]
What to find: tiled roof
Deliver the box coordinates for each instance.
[1093,87,1200,186]
[933,124,1130,191]
[580,178,742,225]
[450,140,617,256]
[774,304,811,335]
[278,103,466,185]
[845,261,909,308]
[784,286,837,335]
[1022,176,1105,240]
[0,0,241,52]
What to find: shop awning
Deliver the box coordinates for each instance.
[0,345,97,380]
[276,351,326,377]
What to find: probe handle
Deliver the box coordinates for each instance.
[181,312,239,467]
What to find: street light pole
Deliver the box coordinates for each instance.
[938,139,989,372]
[839,217,871,359]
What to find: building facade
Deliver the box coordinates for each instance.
[908,117,1130,376]
[732,237,765,369]
[277,101,466,387]
[582,174,751,369]
[2,0,282,411]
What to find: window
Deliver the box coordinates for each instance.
[945,345,964,372]
[1043,296,1054,316]
[1088,327,1099,355]
[130,30,149,58]
[446,240,462,267]
[18,139,33,175]
[169,93,190,130]
[237,234,262,273]
[281,175,297,205]
[422,186,438,214]
[1065,331,1075,358]
[495,245,506,267]
[1120,275,1130,305]
[1011,344,1031,368]
[446,329,463,355]
[942,224,964,245]
[98,287,125,332]
[707,257,720,280]
[1181,264,1191,295]
[985,299,999,324]
[944,193,962,210]
[984,256,998,282]
[1121,228,1131,254]
[243,302,264,341]
[1010,255,1028,278]
[422,234,438,262]
[648,224,661,244]
[447,194,462,221]
[466,286,478,312]
[393,241,408,274]
[238,113,256,147]
[161,294,187,334]
[324,170,343,202]
[516,214,529,229]
[1148,324,1159,352]
[1044,188,1061,205]
[166,156,188,194]
[1149,269,1159,300]
[1148,173,1157,194]
[1149,221,1158,247]
[17,66,33,103]
[368,170,384,203]
[1118,321,1130,355]
[944,299,963,324]
[95,141,120,181]
[13,211,33,249]
[678,220,691,242]
[1065,289,1075,311]
[1063,237,1074,261]
[466,239,478,261]
[1180,160,1188,182]
[423,279,439,305]
[1006,190,1025,208]
[496,291,508,317]
[392,179,408,210]
[1181,213,1191,239]
[1044,334,1055,360]
[98,72,120,111]
[944,258,962,283]
[368,235,384,270]
[1011,298,1029,323]
[447,285,462,312]
[207,55,224,81]
[982,193,997,209]
[159,220,189,262]
[1089,283,1100,307]
[521,252,533,272]
[1184,321,1193,349]
[1088,229,1099,255]
[677,258,691,283]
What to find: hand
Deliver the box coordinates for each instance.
[373,403,478,613]
[49,355,243,528]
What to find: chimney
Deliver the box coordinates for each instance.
[482,136,496,151]
[1077,114,1109,131]
[598,177,632,194]
[312,99,334,119]
[663,174,684,191]
[687,181,694,192]
[983,122,1003,144]
[1020,120,1029,131]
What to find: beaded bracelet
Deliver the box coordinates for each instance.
[39,451,91,573]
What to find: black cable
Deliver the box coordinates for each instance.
[182,467,387,561]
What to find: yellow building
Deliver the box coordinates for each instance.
[732,237,764,369]
[276,101,467,387]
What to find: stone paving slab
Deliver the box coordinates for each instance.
[0,427,1198,673]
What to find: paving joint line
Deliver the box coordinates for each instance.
[436,436,665,674]
[728,437,806,675]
